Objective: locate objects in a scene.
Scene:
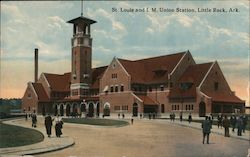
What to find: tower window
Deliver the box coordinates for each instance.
[115,86,118,92]
[120,85,124,92]
[160,85,164,91]
[214,82,219,91]
[110,86,114,92]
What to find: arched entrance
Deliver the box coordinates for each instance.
[161,104,165,113]
[96,103,100,117]
[199,102,206,117]
[72,103,78,117]
[66,104,70,116]
[54,105,58,116]
[88,103,94,117]
[133,103,138,117]
[103,103,110,116]
[60,104,64,116]
[81,104,86,112]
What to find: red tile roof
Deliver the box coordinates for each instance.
[137,95,159,105]
[204,91,244,104]
[32,83,49,101]
[44,73,71,92]
[91,66,108,89]
[169,62,213,98]
[118,52,186,84]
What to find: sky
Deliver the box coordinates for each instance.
[0,1,249,105]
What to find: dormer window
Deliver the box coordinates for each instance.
[112,63,116,69]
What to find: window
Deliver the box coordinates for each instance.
[110,86,114,92]
[28,106,31,111]
[120,85,124,92]
[28,93,32,99]
[114,106,120,111]
[186,105,188,110]
[161,104,165,113]
[214,82,219,91]
[72,89,78,96]
[170,82,173,88]
[111,73,117,79]
[160,85,164,91]
[122,105,128,111]
[191,105,194,110]
[149,86,152,92]
[115,86,118,92]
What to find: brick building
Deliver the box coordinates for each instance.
[22,15,245,117]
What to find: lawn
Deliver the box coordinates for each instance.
[0,122,44,148]
[63,118,129,126]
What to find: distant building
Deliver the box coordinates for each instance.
[22,15,245,117]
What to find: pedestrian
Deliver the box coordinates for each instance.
[217,114,222,129]
[201,116,212,144]
[140,113,142,119]
[122,113,125,119]
[153,113,156,119]
[149,113,151,120]
[45,114,53,137]
[230,115,236,132]
[31,113,37,127]
[25,113,28,121]
[179,112,183,122]
[236,116,243,136]
[222,115,230,137]
[242,115,247,133]
[188,113,192,124]
[131,118,134,125]
[55,115,63,138]
[118,113,120,119]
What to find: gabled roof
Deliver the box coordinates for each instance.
[204,91,244,104]
[32,83,49,101]
[169,62,213,98]
[44,72,71,92]
[136,95,159,105]
[118,52,186,84]
[91,66,108,89]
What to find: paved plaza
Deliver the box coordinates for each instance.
[1,117,249,157]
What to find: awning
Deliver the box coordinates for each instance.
[103,85,109,92]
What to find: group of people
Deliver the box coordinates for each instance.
[26,113,64,138]
[218,114,248,137]
[45,114,64,138]
[169,113,193,123]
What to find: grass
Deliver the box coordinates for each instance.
[63,118,129,126]
[0,122,44,148]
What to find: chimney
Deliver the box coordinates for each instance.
[34,48,38,83]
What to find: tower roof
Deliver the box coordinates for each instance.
[67,16,97,25]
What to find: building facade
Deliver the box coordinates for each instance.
[22,15,245,117]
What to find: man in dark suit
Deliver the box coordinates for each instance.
[45,114,53,137]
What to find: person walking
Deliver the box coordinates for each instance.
[230,115,236,132]
[202,116,212,144]
[45,114,53,137]
[179,112,183,122]
[242,115,247,133]
[122,113,125,119]
[25,113,28,121]
[188,113,192,124]
[222,115,230,137]
[55,115,63,138]
[236,116,243,136]
[131,118,134,125]
[31,113,37,128]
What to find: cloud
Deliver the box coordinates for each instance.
[47,16,66,30]
[1,3,23,18]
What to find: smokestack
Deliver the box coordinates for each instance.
[34,48,38,83]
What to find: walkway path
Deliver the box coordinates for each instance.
[0,117,74,156]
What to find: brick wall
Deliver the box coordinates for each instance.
[22,82,38,113]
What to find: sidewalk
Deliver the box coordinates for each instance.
[155,118,250,141]
[0,118,75,156]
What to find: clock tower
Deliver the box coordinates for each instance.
[67,16,96,98]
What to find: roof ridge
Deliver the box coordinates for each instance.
[117,51,187,62]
